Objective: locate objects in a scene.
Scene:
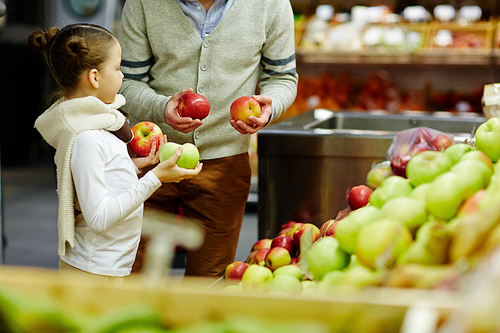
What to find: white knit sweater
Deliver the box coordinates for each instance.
[35,95,127,256]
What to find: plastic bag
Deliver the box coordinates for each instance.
[386,127,454,177]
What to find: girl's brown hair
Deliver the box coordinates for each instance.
[28,24,117,99]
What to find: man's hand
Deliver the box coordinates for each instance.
[164,88,203,133]
[229,95,272,135]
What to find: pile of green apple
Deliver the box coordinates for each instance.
[223,119,500,294]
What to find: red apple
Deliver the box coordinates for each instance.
[270,235,296,257]
[245,250,258,264]
[178,92,210,120]
[280,221,297,230]
[348,185,373,210]
[265,247,291,271]
[251,238,272,252]
[254,249,270,266]
[230,96,261,124]
[319,219,338,238]
[129,121,163,156]
[277,227,292,237]
[224,261,250,284]
[286,222,304,238]
[432,134,453,151]
[391,154,412,178]
[293,223,320,251]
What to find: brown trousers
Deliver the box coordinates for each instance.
[133,153,251,277]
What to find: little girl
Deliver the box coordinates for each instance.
[28,23,202,282]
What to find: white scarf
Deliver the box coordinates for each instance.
[35,94,127,256]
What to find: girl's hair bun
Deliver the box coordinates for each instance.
[27,27,60,54]
[65,35,90,60]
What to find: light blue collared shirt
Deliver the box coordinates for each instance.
[175,0,235,40]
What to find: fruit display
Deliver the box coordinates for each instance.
[222,122,500,302]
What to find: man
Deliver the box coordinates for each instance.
[118,0,298,277]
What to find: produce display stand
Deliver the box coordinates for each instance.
[0,265,461,332]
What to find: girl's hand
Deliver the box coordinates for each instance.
[151,147,203,183]
[164,88,203,133]
[229,95,273,135]
[132,135,167,169]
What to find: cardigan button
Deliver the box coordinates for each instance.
[201,64,207,71]
[203,40,210,48]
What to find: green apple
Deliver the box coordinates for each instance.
[241,264,273,292]
[459,149,494,171]
[268,274,303,294]
[159,142,200,169]
[475,117,500,162]
[409,183,431,203]
[334,205,382,254]
[425,172,471,220]
[399,221,450,265]
[366,167,391,190]
[443,143,475,164]
[406,151,452,187]
[355,218,413,270]
[369,176,412,208]
[380,196,427,234]
[272,264,302,281]
[450,159,492,196]
[304,236,350,280]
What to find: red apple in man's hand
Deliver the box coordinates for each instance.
[391,154,412,178]
[225,261,250,284]
[270,235,296,257]
[432,134,453,151]
[129,121,163,156]
[348,185,373,210]
[251,238,272,252]
[230,96,261,124]
[178,92,211,120]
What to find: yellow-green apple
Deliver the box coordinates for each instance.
[178,92,211,120]
[270,235,296,257]
[457,189,486,216]
[268,274,303,294]
[391,154,412,178]
[369,175,412,208]
[475,117,500,162]
[316,256,382,290]
[335,205,382,254]
[459,150,494,172]
[347,185,373,210]
[241,264,273,291]
[366,167,391,190]
[425,172,471,220]
[292,223,320,251]
[230,96,261,124]
[265,247,292,271]
[272,264,303,281]
[431,134,453,151]
[251,238,272,252]
[254,249,270,266]
[225,261,250,285]
[305,236,350,280]
[409,183,431,203]
[443,143,475,164]
[159,142,200,169]
[406,151,452,187]
[450,159,492,196]
[380,196,427,234]
[318,219,338,238]
[355,218,413,270]
[399,221,450,265]
[129,121,163,156]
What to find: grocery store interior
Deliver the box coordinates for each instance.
[2,0,500,331]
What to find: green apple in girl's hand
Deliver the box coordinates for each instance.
[159,142,200,169]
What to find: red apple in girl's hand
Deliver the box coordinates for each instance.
[348,185,373,210]
[230,96,261,124]
[178,92,211,120]
[129,121,163,156]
